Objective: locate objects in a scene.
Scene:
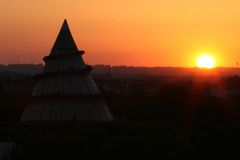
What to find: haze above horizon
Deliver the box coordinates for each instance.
[1,0,240,67]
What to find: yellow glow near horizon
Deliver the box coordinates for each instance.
[197,54,216,69]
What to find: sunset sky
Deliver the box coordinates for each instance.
[1,0,240,67]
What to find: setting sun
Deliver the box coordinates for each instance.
[197,55,216,69]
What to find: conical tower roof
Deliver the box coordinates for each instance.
[51,19,78,54]
[20,20,113,122]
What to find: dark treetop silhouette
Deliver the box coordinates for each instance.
[20,20,113,122]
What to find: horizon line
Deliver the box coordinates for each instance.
[1,63,240,69]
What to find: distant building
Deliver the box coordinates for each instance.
[0,64,43,75]
[20,20,113,122]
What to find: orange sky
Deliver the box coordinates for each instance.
[1,0,240,67]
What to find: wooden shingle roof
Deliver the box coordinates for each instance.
[20,20,113,122]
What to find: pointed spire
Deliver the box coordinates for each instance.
[51,19,78,54]
[61,19,69,30]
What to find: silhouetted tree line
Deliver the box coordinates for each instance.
[0,74,240,159]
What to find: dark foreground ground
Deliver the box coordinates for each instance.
[1,73,240,159]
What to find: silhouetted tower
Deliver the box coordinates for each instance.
[20,20,113,122]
